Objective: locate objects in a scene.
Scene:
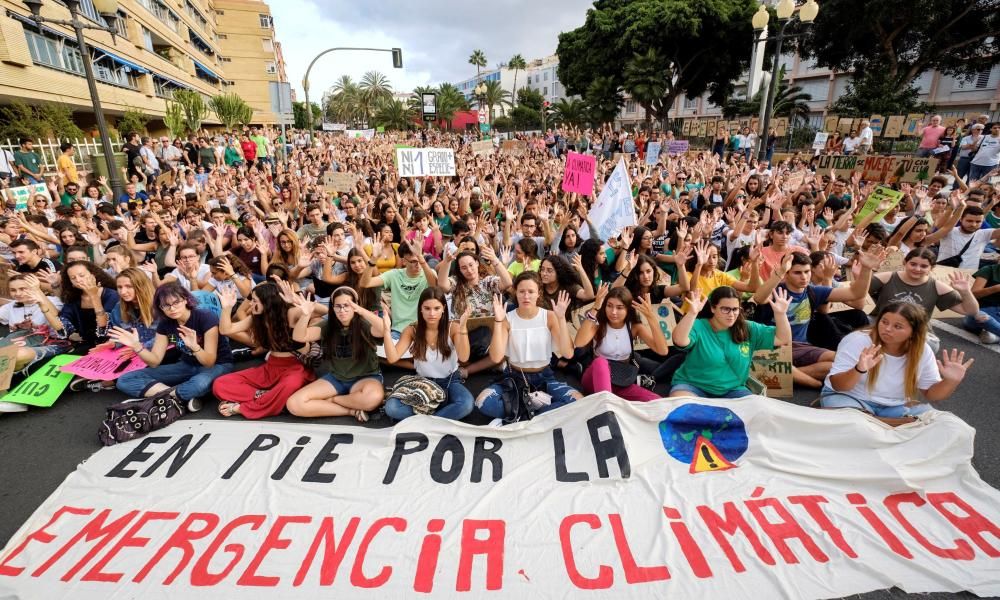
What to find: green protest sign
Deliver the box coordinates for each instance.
[4,354,80,407]
[854,186,904,225]
[376,126,385,133]
[2,183,48,211]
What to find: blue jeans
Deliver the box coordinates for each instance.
[819,387,932,417]
[956,156,972,180]
[320,372,383,395]
[968,163,997,183]
[916,148,933,158]
[963,307,1000,338]
[670,383,752,399]
[385,371,474,421]
[118,361,234,400]
[476,367,579,419]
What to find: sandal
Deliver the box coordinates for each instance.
[218,401,241,417]
[351,409,370,423]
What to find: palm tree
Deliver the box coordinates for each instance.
[358,71,393,128]
[325,75,362,126]
[549,98,587,129]
[468,49,487,80]
[722,66,812,126]
[623,49,666,130]
[482,79,512,124]
[508,54,527,107]
[436,83,469,130]
[373,99,415,131]
[584,77,625,126]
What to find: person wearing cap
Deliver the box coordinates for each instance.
[969,122,1000,183]
[957,123,986,181]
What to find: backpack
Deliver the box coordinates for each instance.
[98,391,185,446]
[386,375,445,415]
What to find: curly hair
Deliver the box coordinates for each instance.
[60,261,117,305]
[248,282,296,352]
[540,254,581,290]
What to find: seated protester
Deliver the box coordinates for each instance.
[212,284,316,419]
[869,248,980,333]
[360,237,437,338]
[539,254,596,314]
[615,249,691,304]
[553,224,582,260]
[683,240,761,311]
[0,274,68,372]
[579,238,615,289]
[886,216,931,255]
[163,242,211,291]
[287,287,386,421]
[923,205,1000,270]
[475,273,582,419]
[103,244,138,278]
[367,224,400,273]
[11,239,60,293]
[274,228,310,281]
[113,282,234,413]
[575,285,669,402]
[206,254,254,300]
[70,267,158,392]
[506,237,541,276]
[751,248,884,388]
[405,209,444,266]
[436,246,512,377]
[232,226,266,282]
[758,221,808,280]
[670,286,792,398]
[382,289,475,421]
[34,261,117,351]
[614,225,657,274]
[964,262,1000,343]
[821,303,974,423]
[316,246,381,310]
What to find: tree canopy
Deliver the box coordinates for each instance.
[557,0,757,124]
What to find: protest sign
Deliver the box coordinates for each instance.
[774,117,789,137]
[739,118,750,130]
[321,172,357,193]
[470,140,494,157]
[3,354,79,407]
[633,302,676,351]
[887,156,937,184]
[645,142,662,165]
[562,152,596,196]
[815,154,861,180]
[589,159,636,241]
[4,394,1000,600]
[395,148,456,177]
[823,115,839,133]
[696,121,707,137]
[869,114,885,135]
[811,132,829,150]
[903,114,924,137]
[749,344,792,398]
[666,140,689,154]
[854,186,905,225]
[61,347,148,381]
[2,183,48,211]
[784,170,807,192]
[345,129,375,140]
[0,346,20,391]
[883,115,905,139]
[681,120,692,136]
[322,123,346,131]
[501,140,527,156]
[837,118,854,134]
[750,117,760,132]
[704,119,717,136]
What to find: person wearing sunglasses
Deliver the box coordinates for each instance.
[669,286,792,398]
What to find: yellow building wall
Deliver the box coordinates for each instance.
[214,0,282,124]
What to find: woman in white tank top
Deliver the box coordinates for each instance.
[475,271,582,420]
[382,288,475,421]
[574,285,669,401]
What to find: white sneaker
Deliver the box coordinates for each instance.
[186,397,203,413]
[0,401,28,413]
[980,330,1000,344]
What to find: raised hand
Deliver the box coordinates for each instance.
[492,293,507,321]
[937,348,974,382]
[631,293,656,319]
[480,245,499,264]
[694,240,711,266]
[177,325,199,349]
[856,344,883,373]
[768,286,792,314]
[292,293,315,318]
[109,327,142,352]
[552,290,572,318]
[686,289,707,314]
[499,244,513,265]
[593,282,610,309]
[858,244,887,270]
[216,286,238,309]
[947,270,971,293]
[380,300,393,332]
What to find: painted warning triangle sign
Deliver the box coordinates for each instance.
[689,436,737,474]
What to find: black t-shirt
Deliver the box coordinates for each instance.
[184,142,199,167]
[134,229,157,262]
[156,308,233,365]
[124,142,142,179]
[17,258,60,275]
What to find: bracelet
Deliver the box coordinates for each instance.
[494,319,504,323]
[854,365,867,374]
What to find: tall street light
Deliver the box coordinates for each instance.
[302,47,403,135]
[752,0,819,161]
[22,0,124,198]
[474,82,487,134]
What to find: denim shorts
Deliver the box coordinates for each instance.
[819,387,932,418]
[670,383,752,399]
[320,372,383,395]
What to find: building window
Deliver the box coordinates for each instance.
[626,100,636,113]
[259,14,272,28]
[114,11,129,38]
[137,0,180,33]
[953,69,995,91]
[543,86,548,95]
[543,71,548,81]
[262,38,273,52]
[24,29,138,90]
[684,96,699,110]
[185,1,209,32]
[141,26,154,52]
[265,61,277,74]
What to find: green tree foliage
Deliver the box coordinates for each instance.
[408,86,437,115]
[549,98,588,129]
[0,101,46,141]
[828,72,935,117]
[722,66,812,124]
[171,89,209,134]
[508,54,528,106]
[583,77,624,125]
[325,75,362,126]
[373,99,415,131]
[116,105,150,136]
[557,0,757,124]
[510,105,542,130]
[358,71,393,127]
[292,101,322,129]
[517,88,545,112]
[468,49,487,78]
[492,115,514,132]
[481,80,512,123]
[210,93,253,130]
[163,101,186,138]
[36,103,84,139]
[622,48,666,129]
[435,83,469,130]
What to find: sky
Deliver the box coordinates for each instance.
[271,0,593,106]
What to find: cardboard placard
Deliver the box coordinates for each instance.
[395,148,456,177]
[567,301,676,352]
[470,140,494,156]
[869,114,885,136]
[784,170,807,191]
[322,171,357,193]
[667,140,690,154]
[704,119,717,136]
[750,344,792,399]
[681,120,692,136]
[61,347,148,381]
[883,115,905,139]
[837,118,854,134]
[0,345,20,391]
[501,140,527,156]
[854,186,904,225]
[645,142,662,165]
[903,113,924,137]
[774,117,789,137]
[696,121,708,137]
[815,154,861,180]
[812,132,829,150]
[3,354,79,407]
[2,183,48,211]
[562,152,596,196]
[823,116,839,133]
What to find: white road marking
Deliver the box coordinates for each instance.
[932,319,1000,355]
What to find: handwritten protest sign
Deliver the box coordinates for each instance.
[395,148,456,177]
[344,129,375,140]
[774,117,789,137]
[470,140,494,157]
[666,140,689,154]
[2,183,48,211]
[3,354,78,407]
[838,118,854,134]
[784,170,807,191]
[855,186,904,225]
[321,171,357,193]
[823,115,839,133]
[815,154,861,180]
[633,302,676,351]
[869,114,885,135]
[696,121,707,137]
[5,394,999,599]
[812,132,829,150]
[681,120,692,136]
[590,159,636,241]
[645,141,661,165]
[883,115,905,138]
[501,140,527,156]
[561,152,596,196]
[904,113,924,137]
[61,347,148,381]
[750,344,792,398]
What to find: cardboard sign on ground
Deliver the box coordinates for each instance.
[470,140,494,156]
[750,344,793,398]
[3,354,79,407]
[501,140,527,156]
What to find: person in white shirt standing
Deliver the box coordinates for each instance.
[956,123,985,181]
[858,120,874,154]
[923,204,1000,270]
[969,122,1000,183]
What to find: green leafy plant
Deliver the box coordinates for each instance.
[163,100,186,138]
[210,93,252,130]
[0,100,48,141]
[372,99,415,131]
[36,103,84,139]
[116,105,150,136]
[172,89,210,135]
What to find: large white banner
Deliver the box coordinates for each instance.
[396,147,456,177]
[2,394,999,599]
[590,159,637,241]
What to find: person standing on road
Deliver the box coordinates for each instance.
[968,123,1000,183]
[916,115,946,158]
[14,138,42,185]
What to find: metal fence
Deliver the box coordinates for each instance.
[1,137,124,178]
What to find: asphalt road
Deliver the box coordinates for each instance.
[0,318,996,600]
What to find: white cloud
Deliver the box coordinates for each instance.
[271,0,591,106]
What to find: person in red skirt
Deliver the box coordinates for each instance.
[212,282,317,418]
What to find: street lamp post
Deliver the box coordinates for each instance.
[474,82,487,136]
[22,0,124,198]
[752,0,819,162]
[302,47,403,136]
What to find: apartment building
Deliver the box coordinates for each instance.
[523,54,564,105]
[0,0,288,133]
[213,0,283,124]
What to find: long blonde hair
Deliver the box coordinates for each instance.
[867,303,929,401]
[117,267,155,326]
